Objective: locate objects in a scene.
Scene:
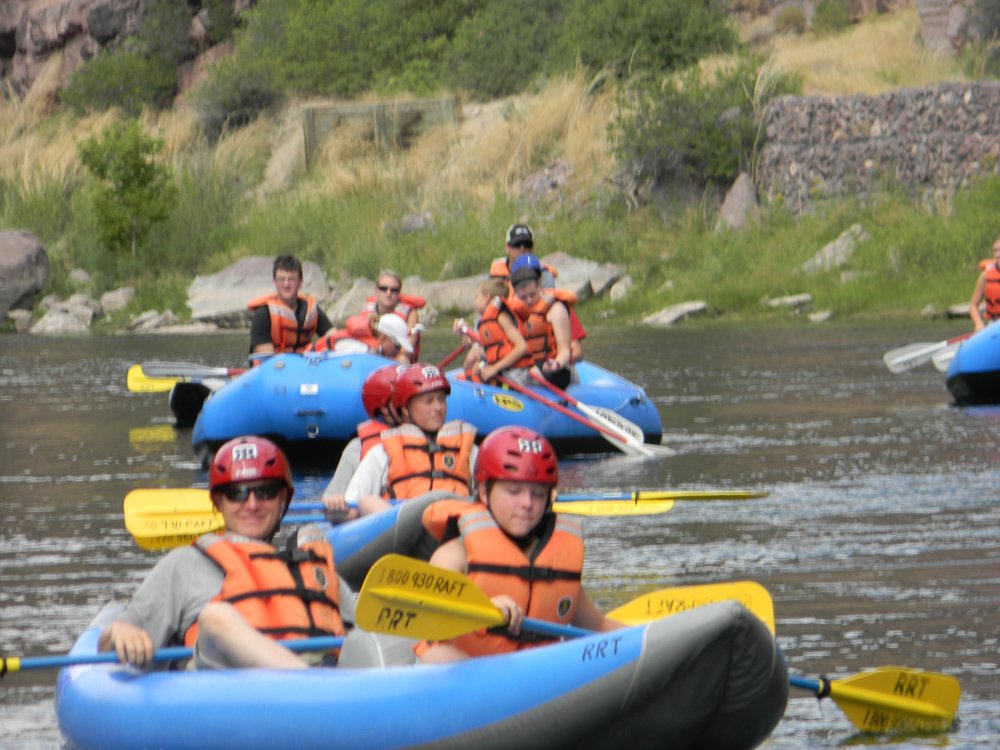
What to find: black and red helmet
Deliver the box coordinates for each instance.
[361,365,400,418]
[391,363,451,410]
[474,426,558,488]
[209,436,293,499]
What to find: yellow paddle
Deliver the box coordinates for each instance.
[608,580,775,634]
[122,489,677,550]
[357,556,961,734]
[126,364,179,393]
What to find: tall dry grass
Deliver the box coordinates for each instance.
[766,7,966,95]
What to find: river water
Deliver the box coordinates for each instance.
[1,324,997,749]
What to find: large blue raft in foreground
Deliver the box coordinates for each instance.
[946,324,1000,405]
[191,351,664,464]
[57,599,787,750]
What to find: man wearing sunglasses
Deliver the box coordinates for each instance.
[344,270,425,357]
[248,254,334,358]
[98,436,349,670]
[489,224,587,363]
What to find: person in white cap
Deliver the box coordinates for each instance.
[374,313,416,363]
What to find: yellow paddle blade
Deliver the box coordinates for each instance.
[126,364,179,393]
[634,490,768,501]
[356,554,506,641]
[123,488,222,550]
[608,580,775,635]
[552,499,674,516]
[828,667,961,733]
[129,425,178,446]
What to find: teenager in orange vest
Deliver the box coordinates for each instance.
[969,234,1000,331]
[343,363,477,517]
[248,255,334,357]
[344,270,424,356]
[416,427,623,663]
[99,437,347,670]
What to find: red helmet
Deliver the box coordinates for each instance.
[361,365,400,418]
[391,363,451,409]
[474,426,558,487]
[209,436,293,499]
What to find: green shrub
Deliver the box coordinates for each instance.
[612,57,800,189]
[550,0,736,78]
[774,6,807,34]
[60,0,192,115]
[190,55,280,141]
[812,0,852,35]
[447,0,560,98]
[77,119,177,256]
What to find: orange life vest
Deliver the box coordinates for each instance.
[505,289,578,366]
[344,295,425,352]
[307,329,366,353]
[980,259,1000,320]
[421,500,584,657]
[183,526,345,648]
[357,419,389,459]
[380,421,476,500]
[476,296,533,371]
[247,293,319,353]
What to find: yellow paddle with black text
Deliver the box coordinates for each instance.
[357,555,961,734]
[122,489,679,550]
[126,364,180,393]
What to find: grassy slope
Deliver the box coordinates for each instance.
[0,6,993,328]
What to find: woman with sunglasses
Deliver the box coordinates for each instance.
[344,270,425,357]
[98,436,349,670]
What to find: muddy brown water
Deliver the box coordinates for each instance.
[1,324,997,748]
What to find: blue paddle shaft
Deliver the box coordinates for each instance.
[10,635,344,672]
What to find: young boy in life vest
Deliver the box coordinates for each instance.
[969,234,1000,331]
[505,254,576,390]
[416,427,623,663]
[342,363,478,517]
[248,254,334,358]
[99,436,348,670]
[321,364,404,518]
[454,277,530,385]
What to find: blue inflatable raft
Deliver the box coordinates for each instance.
[56,598,786,750]
[946,324,1000,405]
[191,352,664,464]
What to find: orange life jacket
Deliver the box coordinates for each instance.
[380,421,476,500]
[357,419,389,459]
[344,295,425,353]
[183,526,345,648]
[980,259,1000,320]
[505,289,578,366]
[247,293,319,353]
[421,500,584,657]
[476,296,533,372]
[306,329,360,353]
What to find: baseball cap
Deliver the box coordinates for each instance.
[505,224,533,246]
[375,314,414,354]
[509,254,542,286]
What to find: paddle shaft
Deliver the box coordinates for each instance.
[884,331,972,373]
[436,343,468,370]
[2,636,344,674]
[496,376,636,451]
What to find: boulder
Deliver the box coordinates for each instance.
[100,286,134,313]
[7,308,32,332]
[802,223,868,274]
[68,267,91,287]
[128,309,178,331]
[642,301,707,326]
[30,299,93,333]
[716,172,759,231]
[763,293,813,310]
[186,256,332,326]
[539,252,622,301]
[0,229,49,316]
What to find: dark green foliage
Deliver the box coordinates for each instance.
[551,0,736,77]
[76,119,177,256]
[447,0,561,98]
[812,0,852,35]
[190,56,281,141]
[61,0,192,115]
[201,0,239,45]
[612,58,801,187]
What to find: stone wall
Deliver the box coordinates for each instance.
[755,81,1000,212]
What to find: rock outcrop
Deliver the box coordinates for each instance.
[0,229,49,317]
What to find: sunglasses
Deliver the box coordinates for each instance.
[510,241,533,249]
[377,285,401,293]
[220,481,285,503]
